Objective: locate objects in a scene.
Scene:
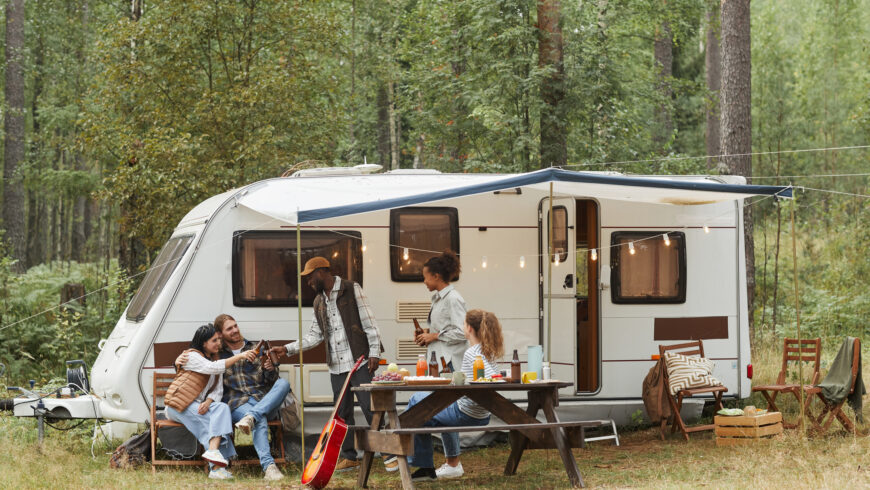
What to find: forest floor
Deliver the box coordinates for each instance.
[1,341,869,488]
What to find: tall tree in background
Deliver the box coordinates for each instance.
[653,16,673,151]
[538,0,566,167]
[704,1,721,169]
[719,0,754,334]
[3,0,26,272]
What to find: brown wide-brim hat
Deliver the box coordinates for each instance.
[300,256,330,276]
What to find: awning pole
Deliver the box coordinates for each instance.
[790,192,804,436]
[297,222,305,459]
[547,182,554,362]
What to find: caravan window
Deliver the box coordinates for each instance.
[548,206,568,263]
[390,207,459,282]
[232,230,363,307]
[126,235,193,321]
[610,231,686,304]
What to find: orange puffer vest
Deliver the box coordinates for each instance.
[164,349,214,412]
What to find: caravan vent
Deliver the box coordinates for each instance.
[396,339,427,360]
[396,301,431,323]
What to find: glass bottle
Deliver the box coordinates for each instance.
[510,349,521,382]
[416,354,427,377]
[429,351,439,377]
[473,355,485,381]
[440,356,450,374]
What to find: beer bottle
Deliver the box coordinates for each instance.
[429,351,439,377]
[440,356,450,374]
[413,318,424,336]
[511,349,521,382]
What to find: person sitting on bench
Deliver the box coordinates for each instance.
[165,324,257,480]
[404,309,504,481]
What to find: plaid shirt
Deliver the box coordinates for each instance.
[219,339,279,411]
[285,278,381,374]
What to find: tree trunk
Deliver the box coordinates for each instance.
[538,0,567,168]
[27,27,45,268]
[720,0,754,336]
[388,80,399,171]
[705,4,721,170]
[654,20,673,151]
[376,84,391,168]
[3,0,27,272]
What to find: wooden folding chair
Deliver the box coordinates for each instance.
[659,340,727,441]
[803,338,862,434]
[150,371,286,473]
[751,337,821,428]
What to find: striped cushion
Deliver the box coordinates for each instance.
[664,352,722,395]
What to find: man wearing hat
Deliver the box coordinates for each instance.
[271,256,382,471]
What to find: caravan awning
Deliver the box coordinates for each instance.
[237,168,792,225]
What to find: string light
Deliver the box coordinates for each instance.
[628,242,636,255]
[403,247,409,260]
[362,241,367,252]
[519,256,526,268]
[703,225,710,234]
[332,251,339,258]
[590,249,597,261]
[554,253,560,265]
[482,256,488,268]
[662,233,670,246]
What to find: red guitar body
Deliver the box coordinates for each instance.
[301,355,366,489]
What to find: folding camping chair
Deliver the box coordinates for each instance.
[803,338,863,434]
[751,337,821,428]
[659,340,727,441]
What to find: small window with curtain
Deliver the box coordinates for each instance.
[390,207,459,282]
[548,206,568,263]
[232,230,363,307]
[610,231,686,304]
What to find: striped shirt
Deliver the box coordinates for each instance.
[456,343,499,419]
[285,277,381,374]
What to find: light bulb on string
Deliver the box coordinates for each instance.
[628,242,636,255]
[482,256,488,269]
[590,249,598,261]
[362,241,367,252]
[519,256,526,268]
[662,233,670,246]
[703,225,710,234]
[554,253,560,266]
[403,248,409,260]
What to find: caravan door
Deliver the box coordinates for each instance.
[540,197,576,386]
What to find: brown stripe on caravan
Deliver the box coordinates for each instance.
[653,316,728,340]
[152,341,328,367]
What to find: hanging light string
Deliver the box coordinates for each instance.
[748,172,870,180]
[558,144,870,169]
[795,186,870,199]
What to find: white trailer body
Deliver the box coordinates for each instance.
[80,168,789,426]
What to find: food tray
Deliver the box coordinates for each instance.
[371,380,406,385]
[470,380,507,384]
[404,377,452,385]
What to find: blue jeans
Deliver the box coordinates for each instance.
[405,391,490,469]
[166,400,237,468]
[230,378,291,470]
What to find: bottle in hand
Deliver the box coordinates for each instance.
[429,351,439,377]
[511,349,521,382]
[416,354,428,376]
[413,318,424,336]
[473,355,485,381]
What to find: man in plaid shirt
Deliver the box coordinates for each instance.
[272,256,382,472]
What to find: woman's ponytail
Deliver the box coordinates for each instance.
[466,309,504,361]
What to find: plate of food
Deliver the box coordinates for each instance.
[470,378,507,383]
[371,380,405,385]
[372,373,406,385]
[403,376,451,385]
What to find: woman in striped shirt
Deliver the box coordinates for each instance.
[405,309,504,481]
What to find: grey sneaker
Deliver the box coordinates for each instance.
[235,414,255,435]
[208,467,233,479]
[435,462,464,479]
[264,463,283,481]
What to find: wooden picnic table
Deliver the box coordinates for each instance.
[352,381,601,489]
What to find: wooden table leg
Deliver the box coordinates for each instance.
[504,395,540,476]
[538,389,585,488]
[357,411,383,489]
[386,409,415,490]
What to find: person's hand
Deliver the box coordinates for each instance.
[415,332,438,346]
[270,345,288,358]
[262,355,274,371]
[198,399,212,415]
[239,350,258,363]
[175,351,189,368]
[367,357,380,374]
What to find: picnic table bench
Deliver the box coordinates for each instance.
[352,381,604,489]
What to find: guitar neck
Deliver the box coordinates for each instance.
[329,356,366,421]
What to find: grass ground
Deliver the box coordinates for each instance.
[1,340,868,488]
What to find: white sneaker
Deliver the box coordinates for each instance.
[383,456,399,472]
[202,449,228,467]
[235,414,255,435]
[208,467,233,479]
[264,463,283,481]
[435,462,464,479]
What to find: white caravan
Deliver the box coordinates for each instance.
[17,167,792,428]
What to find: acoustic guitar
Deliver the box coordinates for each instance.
[301,355,367,489]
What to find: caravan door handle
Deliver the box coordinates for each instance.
[563,274,574,289]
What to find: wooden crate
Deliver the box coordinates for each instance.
[715,412,783,446]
